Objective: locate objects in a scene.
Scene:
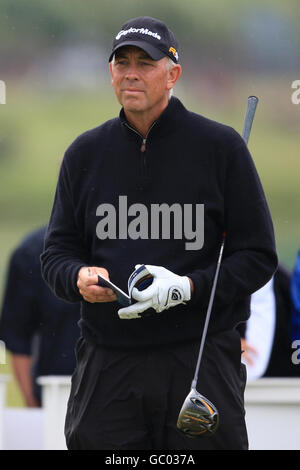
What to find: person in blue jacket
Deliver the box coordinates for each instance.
[0,225,80,406]
[291,250,300,343]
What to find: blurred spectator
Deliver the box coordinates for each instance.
[291,250,300,342]
[0,226,80,406]
[241,277,275,380]
[240,264,300,380]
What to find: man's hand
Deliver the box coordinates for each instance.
[241,338,258,366]
[77,266,117,303]
[11,354,40,408]
[118,264,191,319]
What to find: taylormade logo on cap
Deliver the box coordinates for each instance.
[109,17,179,64]
[116,27,162,41]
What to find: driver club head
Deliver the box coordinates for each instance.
[177,388,219,438]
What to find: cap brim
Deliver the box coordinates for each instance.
[109,40,166,62]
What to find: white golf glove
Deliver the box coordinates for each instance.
[118,264,191,319]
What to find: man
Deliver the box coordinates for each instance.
[0,226,80,406]
[41,16,277,450]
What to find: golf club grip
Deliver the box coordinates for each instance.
[242,96,258,145]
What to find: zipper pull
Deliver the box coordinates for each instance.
[141,138,146,152]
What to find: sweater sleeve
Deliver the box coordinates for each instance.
[0,248,41,354]
[187,140,278,310]
[40,154,89,302]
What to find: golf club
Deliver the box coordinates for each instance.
[242,96,259,145]
[177,96,259,438]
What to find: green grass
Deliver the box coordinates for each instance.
[0,79,299,405]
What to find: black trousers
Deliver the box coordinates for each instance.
[65,329,248,450]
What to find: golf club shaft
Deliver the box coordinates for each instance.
[190,95,259,391]
[191,233,225,390]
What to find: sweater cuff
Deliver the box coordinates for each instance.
[185,272,203,306]
[68,263,89,302]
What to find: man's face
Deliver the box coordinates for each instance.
[109,46,180,115]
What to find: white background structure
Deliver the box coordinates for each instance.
[0,375,300,450]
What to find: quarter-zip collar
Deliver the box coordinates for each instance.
[119,96,188,146]
[122,119,156,152]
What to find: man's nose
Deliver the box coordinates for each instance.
[125,63,139,80]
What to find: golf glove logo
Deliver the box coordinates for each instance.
[118,264,191,319]
[171,288,182,301]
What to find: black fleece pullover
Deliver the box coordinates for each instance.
[41,97,277,348]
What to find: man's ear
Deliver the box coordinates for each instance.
[109,62,114,83]
[167,64,182,91]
